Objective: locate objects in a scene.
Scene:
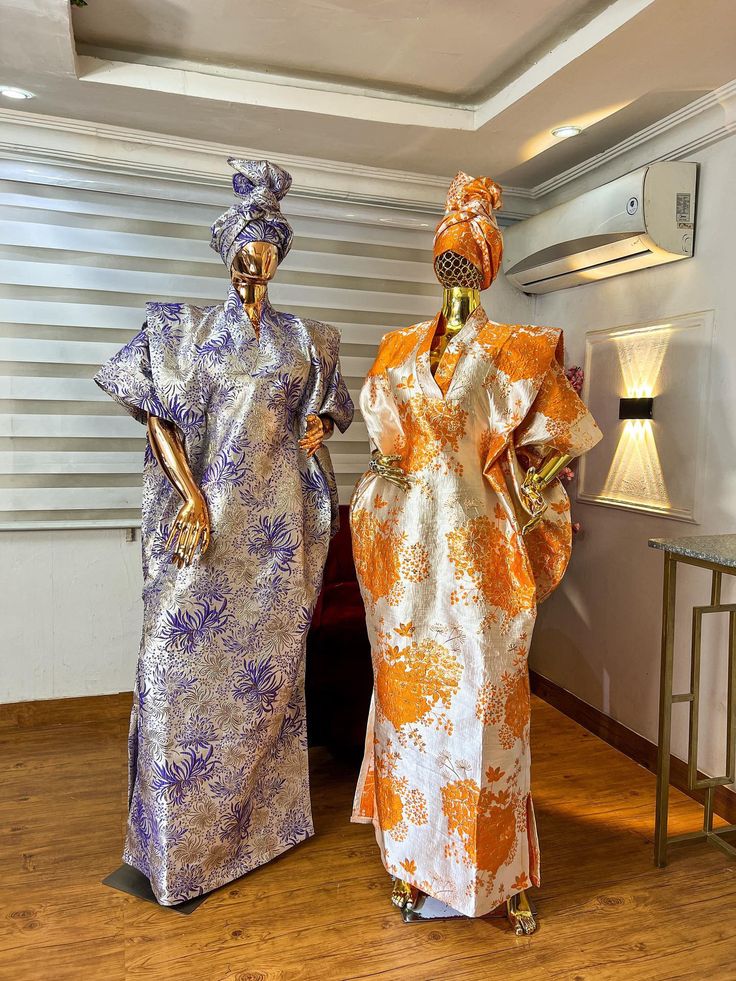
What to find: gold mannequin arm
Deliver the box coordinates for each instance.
[147,415,210,567]
[518,449,573,535]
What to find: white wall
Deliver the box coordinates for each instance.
[532,133,736,779]
[3,528,142,700]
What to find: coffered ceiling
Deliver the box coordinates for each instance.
[0,0,734,191]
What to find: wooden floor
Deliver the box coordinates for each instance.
[1,697,735,981]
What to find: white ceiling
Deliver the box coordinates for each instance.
[0,0,734,190]
[72,0,610,102]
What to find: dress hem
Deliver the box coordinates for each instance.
[379,858,535,919]
[122,828,315,907]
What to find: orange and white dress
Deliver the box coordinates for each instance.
[350,306,601,916]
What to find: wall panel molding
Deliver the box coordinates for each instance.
[578,311,714,523]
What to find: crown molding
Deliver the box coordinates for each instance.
[0,107,454,206]
[0,107,538,218]
[0,73,733,219]
[530,77,736,204]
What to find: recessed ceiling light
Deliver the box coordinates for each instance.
[0,86,35,100]
[551,125,582,139]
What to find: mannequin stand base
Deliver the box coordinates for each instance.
[102,864,209,915]
[399,891,537,926]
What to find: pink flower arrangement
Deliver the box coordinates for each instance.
[565,364,584,395]
[563,366,585,538]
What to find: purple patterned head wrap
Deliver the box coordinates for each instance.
[210,158,294,270]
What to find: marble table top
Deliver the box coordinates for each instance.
[649,534,736,568]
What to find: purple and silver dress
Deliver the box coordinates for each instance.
[95,287,353,904]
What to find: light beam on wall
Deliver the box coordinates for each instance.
[601,324,672,511]
[616,324,670,399]
[602,418,669,511]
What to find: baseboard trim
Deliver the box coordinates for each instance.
[0,691,133,732]
[530,669,736,825]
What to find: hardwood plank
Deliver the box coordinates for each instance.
[530,670,736,824]
[1,696,735,980]
[0,692,133,732]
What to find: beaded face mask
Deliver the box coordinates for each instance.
[434,249,483,289]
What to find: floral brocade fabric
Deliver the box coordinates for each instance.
[95,287,353,904]
[350,306,600,917]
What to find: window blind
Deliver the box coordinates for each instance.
[0,161,439,528]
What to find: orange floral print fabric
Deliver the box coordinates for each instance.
[350,305,601,917]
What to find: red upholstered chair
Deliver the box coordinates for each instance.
[306,505,373,762]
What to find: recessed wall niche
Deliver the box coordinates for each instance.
[577,311,714,522]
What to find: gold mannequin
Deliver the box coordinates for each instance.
[386,250,572,935]
[230,241,278,335]
[148,240,332,567]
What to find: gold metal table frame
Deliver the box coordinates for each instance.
[650,535,736,867]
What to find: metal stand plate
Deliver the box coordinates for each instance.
[102,864,209,915]
[401,893,537,923]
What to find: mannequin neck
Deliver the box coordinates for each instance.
[440,286,481,336]
[233,280,268,331]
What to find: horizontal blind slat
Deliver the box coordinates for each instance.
[0,259,437,315]
[0,185,434,249]
[0,376,365,405]
[0,414,370,442]
[0,220,437,283]
[0,340,374,382]
[0,451,367,476]
[0,169,433,528]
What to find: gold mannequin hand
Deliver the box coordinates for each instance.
[369,451,411,492]
[147,415,211,566]
[518,449,572,535]
[299,412,333,458]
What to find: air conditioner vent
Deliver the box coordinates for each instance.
[502,163,697,293]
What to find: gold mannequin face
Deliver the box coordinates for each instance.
[229,241,279,331]
[230,241,279,285]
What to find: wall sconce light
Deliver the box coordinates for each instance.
[619,397,654,420]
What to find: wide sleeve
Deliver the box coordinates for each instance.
[94,325,169,426]
[515,358,601,462]
[300,323,354,539]
[94,305,205,436]
[306,324,354,433]
[511,358,601,603]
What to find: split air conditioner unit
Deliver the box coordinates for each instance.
[503,162,697,294]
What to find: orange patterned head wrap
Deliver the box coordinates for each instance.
[433,171,504,290]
